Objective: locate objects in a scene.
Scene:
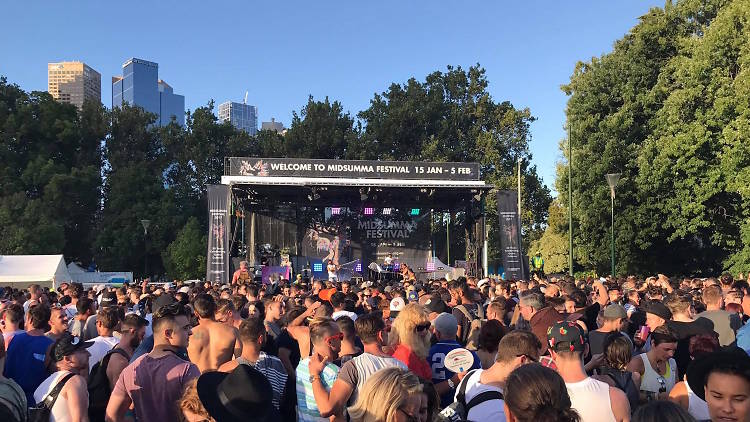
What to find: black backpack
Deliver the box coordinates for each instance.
[28,373,75,422]
[88,348,130,422]
[436,370,504,422]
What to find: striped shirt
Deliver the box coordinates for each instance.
[237,352,288,410]
[296,358,339,422]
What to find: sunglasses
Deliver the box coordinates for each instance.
[325,333,344,343]
[517,353,538,363]
[415,322,431,332]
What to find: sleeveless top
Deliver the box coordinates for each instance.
[565,377,616,422]
[33,370,74,422]
[685,378,711,421]
[638,353,677,393]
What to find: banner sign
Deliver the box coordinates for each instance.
[207,185,230,284]
[496,190,526,280]
[227,157,480,181]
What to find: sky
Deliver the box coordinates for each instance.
[0,0,665,193]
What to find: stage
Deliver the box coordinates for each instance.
[206,158,492,284]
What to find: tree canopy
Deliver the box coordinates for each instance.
[554,0,750,276]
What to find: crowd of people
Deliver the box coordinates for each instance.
[1,270,750,422]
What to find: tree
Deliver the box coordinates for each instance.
[357,65,551,262]
[283,96,360,159]
[559,0,747,276]
[163,217,207,280]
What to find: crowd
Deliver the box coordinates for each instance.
[1,270,750,422]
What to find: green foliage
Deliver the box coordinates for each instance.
[0,63,550,278]
[530,200,570,274]
[163,217,207,280]
[560,0,749,276]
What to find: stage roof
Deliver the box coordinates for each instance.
[221,175,491,189]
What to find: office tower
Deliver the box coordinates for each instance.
[111,58,185,126]
[261,117,285,133]
[47,61,101,109]
[218,101,258,135]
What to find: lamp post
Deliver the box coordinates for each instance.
[605,173,621,277]
[140,219,151,279]
[568,125,574,277]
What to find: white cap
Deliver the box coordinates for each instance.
[390,297,405,312]
[177,286,190,294]
[478,278,490,289]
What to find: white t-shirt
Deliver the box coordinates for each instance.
[456,369,506,421]
[86,336,119,372]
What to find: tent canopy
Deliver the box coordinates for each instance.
[0,255,72,289]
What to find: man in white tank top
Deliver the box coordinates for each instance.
[547,321,631,422]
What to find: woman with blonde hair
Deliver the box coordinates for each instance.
[349,367,423,422]
[388,303,433,379]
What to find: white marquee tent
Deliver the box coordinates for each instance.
[0,255,72,289]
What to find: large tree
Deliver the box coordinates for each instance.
[558,0,748,276]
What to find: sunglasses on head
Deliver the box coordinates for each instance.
[325,333,344,343]
[415,322,431,332]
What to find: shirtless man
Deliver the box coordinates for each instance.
[187,294,242,372]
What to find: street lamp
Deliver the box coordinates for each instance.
[140,219,151,279]
[605,173,621,276]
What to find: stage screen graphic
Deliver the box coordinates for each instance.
[253,205,433,279]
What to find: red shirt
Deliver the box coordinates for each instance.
[392,344,431,380]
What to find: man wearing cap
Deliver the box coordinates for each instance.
[428,312,481,407]
[588,304,631,356]
[636,300,673,353]
[33,332,91,421]
[547,321,630,422]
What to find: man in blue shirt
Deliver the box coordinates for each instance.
[428,312,481,407]
[4,304,54,404]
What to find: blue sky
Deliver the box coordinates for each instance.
[0,1,664,193]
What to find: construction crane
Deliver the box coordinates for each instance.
[244,91,248,104]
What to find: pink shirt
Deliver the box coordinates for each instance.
[112,352,200,422]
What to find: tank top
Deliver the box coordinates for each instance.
[565,377,616,422]
[33,371,74,422]
[638,353,677,393]
[685,378,710,421]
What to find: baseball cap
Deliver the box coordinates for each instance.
[603,304,627,319]
[424,295,447,314]
[319,288,337,303]
[100,292,117,307]
[390,297,405,316]
[177,286,191,294]
[547,321,586,353]
[642,301,672,321]
[433,312,458,337]
[52,332,94,362]
[478,279,490,289]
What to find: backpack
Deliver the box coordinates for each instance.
[88,348,130,422]
[28,373,75,422]
[436,370,503,422]
[455,305,484,351]
[600,367,639,412]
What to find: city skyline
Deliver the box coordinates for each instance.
[47,61,101,109]
[112,57,185,127]
[1,1,666,191]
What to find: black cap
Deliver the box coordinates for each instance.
[152,294,176,314]
[52,332,94,362]
[424,294,447,314]
[100,292,117,307]
[642,301,672,321]
[197,365,274,422]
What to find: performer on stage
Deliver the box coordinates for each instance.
[326,259,339,282]
[383,253,394,272]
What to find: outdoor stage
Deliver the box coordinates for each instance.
[206,158,492,284]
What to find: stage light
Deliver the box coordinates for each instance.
[331,207,341,215]
[410,208,420,216]
[313,263,323,272]
[382,208,392,215]
[426,262,436,271]
[355,263,362,272]
[364,207,374,215]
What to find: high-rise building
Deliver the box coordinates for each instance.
[47,61,101,109]
[261,117,285,133]
[111,58,185,126]
[218,101,258,135]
